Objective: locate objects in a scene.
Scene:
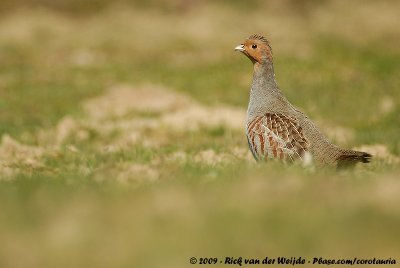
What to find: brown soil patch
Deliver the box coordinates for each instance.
[0,134,45,178]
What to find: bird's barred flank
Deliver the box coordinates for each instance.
[246,113,309,162]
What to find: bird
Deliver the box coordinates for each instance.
[235,34,372,168]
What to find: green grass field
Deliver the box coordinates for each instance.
[0,1,399,267]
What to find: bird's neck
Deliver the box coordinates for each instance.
[253,62,276,87]
[247,62,283,118]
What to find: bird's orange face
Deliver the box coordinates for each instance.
[235,35,273,64]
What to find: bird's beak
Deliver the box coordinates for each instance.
[234,44,245,52]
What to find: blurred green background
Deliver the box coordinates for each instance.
[0,0,399,267]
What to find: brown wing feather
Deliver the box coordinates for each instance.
[246,113,310,162]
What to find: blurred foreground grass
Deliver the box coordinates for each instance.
[0,1,399,267]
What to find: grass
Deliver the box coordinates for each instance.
[0,1,399,267]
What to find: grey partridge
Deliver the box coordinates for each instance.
[235,34,371,168]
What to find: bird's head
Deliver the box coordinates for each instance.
[235,34,273,65]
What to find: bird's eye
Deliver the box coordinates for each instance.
[252,44,257,49]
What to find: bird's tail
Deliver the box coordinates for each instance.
[336,150,372,169]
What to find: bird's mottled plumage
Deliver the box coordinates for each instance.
[247,113,309,162]
[235,34,372,168]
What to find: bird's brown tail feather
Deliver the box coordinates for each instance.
[336,150,372,169]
